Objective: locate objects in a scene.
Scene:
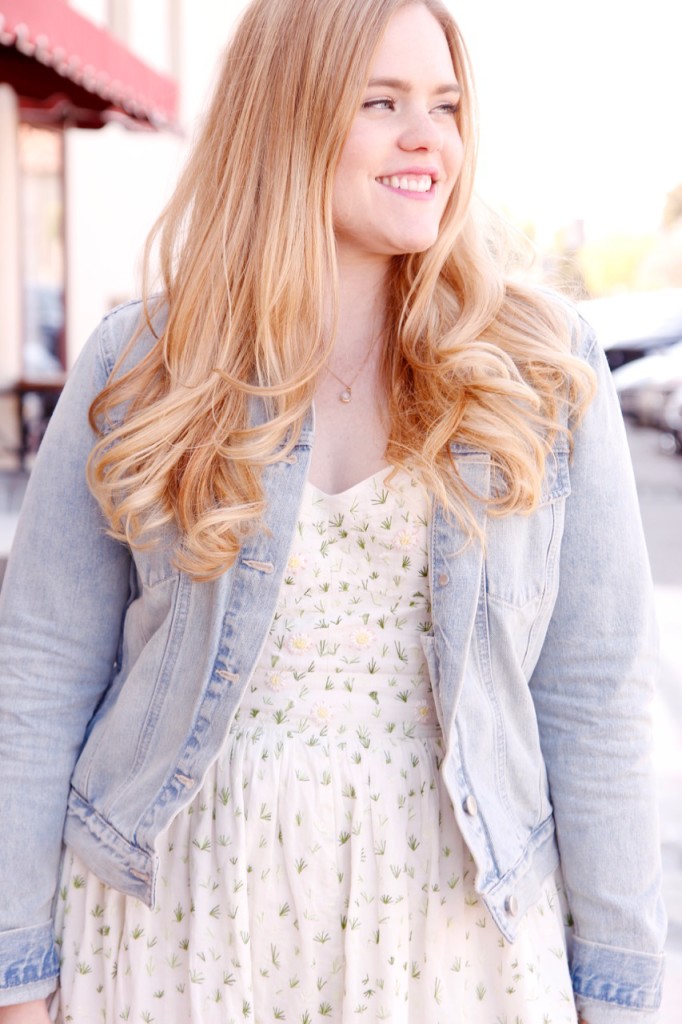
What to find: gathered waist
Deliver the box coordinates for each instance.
[232,663,442,741]
[230,706,441,744]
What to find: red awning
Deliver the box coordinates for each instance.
[0,0,177,129]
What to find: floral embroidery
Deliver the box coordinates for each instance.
[392,527,419,550]
[310,701,334,726]
[286,632,314,654]
[267,670,287,692]
[350,626,375,649]
[414,699,431,721]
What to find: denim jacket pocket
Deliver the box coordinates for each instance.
[484,448,570,611]
[482,449,570,679]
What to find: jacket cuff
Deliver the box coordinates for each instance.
[0,922,59,1006]
[571,935,665,1015]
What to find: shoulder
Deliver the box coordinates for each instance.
[62,296,169,432]
[528,285,598,361]
[94,295,169,377]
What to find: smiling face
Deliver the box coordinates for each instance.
[332,3,464,268]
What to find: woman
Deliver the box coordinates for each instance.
[0,0,666,1021]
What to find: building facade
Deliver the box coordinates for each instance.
[0,0,242,461]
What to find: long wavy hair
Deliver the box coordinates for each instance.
[88,0,595,580]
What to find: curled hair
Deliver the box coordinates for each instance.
[88,0,595,579]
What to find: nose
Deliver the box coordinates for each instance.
[398,109,443,153]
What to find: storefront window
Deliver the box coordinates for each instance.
[18,124,66,377]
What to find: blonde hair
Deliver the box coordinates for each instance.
[88,0,595,580]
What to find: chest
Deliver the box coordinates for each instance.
[309,377,389,494]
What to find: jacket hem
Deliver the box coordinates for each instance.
[0,921,59,1005]
[64,787,156,907]
[571,934,664,1011]
[481,813,560,943]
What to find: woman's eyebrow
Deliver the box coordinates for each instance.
[366,77,461,96]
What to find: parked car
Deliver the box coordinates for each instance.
[611,340,682,426]
[578,289,682,369]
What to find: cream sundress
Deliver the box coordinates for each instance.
[52,469,578,1024]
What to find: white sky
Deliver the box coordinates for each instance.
[449,0,682,239]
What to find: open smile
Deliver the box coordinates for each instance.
[376,173,435,195]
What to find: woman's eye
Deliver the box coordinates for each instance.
[362,98,395,111]
[433,102,460,116]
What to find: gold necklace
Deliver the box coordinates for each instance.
[326,333,382,404]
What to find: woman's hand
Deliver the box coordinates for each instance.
[0,1001,51,1023]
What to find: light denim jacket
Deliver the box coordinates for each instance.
[0,300,666,1020]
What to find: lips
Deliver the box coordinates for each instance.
[377,173,434,193]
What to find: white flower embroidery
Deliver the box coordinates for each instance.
[350,627,374,650]
[286,632,313,654]
[310,702,334,727]
[414,700,432,722]
[392,527,419,551]
[286,553,308,574]
[266,671,287,692]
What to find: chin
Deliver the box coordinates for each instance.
[394,232,440,255]
[391,224,442,255]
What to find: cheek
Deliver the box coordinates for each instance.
[438,135,464,212]
[332,138,374,223]
[445,132,465,180]
[335,116,382,179]
[335,137,367,187]
[331,172,355,221]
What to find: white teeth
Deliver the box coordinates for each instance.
[378,174,433,193]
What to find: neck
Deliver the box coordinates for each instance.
[332,252,391,369]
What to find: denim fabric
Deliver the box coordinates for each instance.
[0,300,666,1017]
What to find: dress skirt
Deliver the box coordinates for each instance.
[51,470,578,1023]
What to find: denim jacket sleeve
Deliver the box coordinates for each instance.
[0,314,133,1005]
[529,327,666,1023]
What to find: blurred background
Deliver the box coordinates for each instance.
[0,0,680,1012]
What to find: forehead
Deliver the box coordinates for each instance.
[370,4,455,80]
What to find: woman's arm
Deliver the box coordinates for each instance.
[529,328,666,1023]
[0,1001,51,1023]
[0,312,134,1006]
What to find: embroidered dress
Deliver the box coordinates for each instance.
[52,470,578,1024]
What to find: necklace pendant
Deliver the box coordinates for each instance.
[340,387,352,403]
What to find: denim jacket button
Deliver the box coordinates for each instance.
[438,573,449,587]
[463,794,478,816]
[505,894,519,917]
